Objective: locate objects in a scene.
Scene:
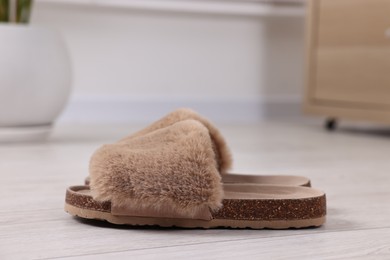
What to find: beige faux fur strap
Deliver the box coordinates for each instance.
[119,108,232,173]
[89,119,224,220]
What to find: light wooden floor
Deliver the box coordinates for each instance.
[1,120,390,259]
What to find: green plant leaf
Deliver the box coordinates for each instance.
[0,0,9,22]
[17,0,32,23]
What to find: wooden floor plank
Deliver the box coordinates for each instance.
[59,228,390,260]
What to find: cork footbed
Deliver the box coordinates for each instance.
[84,174,311,187]
[222,174,311,187]
[65,184,326,229]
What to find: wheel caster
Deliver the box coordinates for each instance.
[325,118,337,131]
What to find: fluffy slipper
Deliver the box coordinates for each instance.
[65,120,326,229]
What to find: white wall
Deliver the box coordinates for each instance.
[31,1,305,122]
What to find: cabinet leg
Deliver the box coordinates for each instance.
[325,118,337,131]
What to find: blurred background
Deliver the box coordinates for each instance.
[31,0,306,124]
[2,0,390,138]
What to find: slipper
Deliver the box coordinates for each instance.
[83,108,311,187]
[65,119,326,229]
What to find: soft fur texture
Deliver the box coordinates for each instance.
[119,108,232,173]
[89,120,224,218]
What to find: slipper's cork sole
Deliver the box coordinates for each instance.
[65,203,325,229]
[65,185,326,229]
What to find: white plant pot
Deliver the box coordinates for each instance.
[0,24,71,142]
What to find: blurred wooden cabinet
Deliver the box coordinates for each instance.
[304,0,390,129]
